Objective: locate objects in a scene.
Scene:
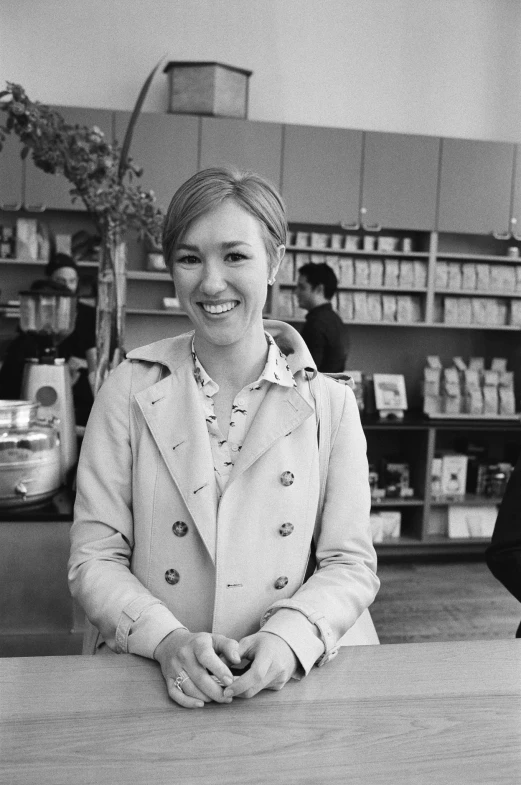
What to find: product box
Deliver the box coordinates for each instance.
[463,369,483,415]
[435,261,448,289]
[444,297,459,324]
[369,259,384,287]
[498,371,516,416]
[382,461,411,497]
[295,251,310,267]
[353,291,369,321]
[440,454,468,499]
[164,61,252,119]
[461,263,477,290]
[510,300,521,326]
[431,457,443,499]
[370,511,401,543]
[354,259,370,287]
[458,298,472,324]
[471,298,488,325]
[501,266,516,292]
[366,293,382,322]
[515,266,521,293]
[447,263,462,290]
[384,259,400,287]
[326,255,340,280]
[476,263,490,290]
[443,367,461,414]
[338,257,354,287]
[330,234,344,250]
[482,370,499,415]
[489,265,503,292]
[337,291,354,321]
[381,294,397,321]
[396,295,422,323]
[310,253,326,263]
[377,235,399,252]
[448,505,497,538]
[343,235,359,251]
[295,233,309,248]
[399,260,415,288]
[16,218,39,261]
[310,232,329,249]
[413,260,427,288]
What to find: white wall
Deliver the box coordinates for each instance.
[2,0,521,141]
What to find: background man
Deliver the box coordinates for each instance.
[296,262,348,372]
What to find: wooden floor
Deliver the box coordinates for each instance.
[371,559,521,644]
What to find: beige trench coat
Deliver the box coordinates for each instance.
[68,321,379,674]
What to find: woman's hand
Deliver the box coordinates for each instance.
[222,631,298,700]
[154,628,241,708]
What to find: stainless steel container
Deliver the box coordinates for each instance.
[0,400,61,508]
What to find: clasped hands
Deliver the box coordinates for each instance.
[154,628,298,709]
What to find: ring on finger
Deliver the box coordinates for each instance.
[173,669,191,692]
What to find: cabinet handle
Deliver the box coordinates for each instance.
[25,203,46,212]
[362,222,382,232]
[1,201,22,211]
[492,229,511,240]
[339,220,360,231]
[511,232,521,243]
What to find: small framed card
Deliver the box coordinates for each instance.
[373,374,408,414]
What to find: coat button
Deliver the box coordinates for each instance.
[280,471,294,487]
[165,569,180,585]
[172,521,188,537]
[274,576,288,589]
[279,522,294,537]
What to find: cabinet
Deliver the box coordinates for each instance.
[113,111,199,211]
[200,118,283,188]
[24,106,114,212]
[281,124,363,224]
[437,138,515,236]
[362,132,440,232]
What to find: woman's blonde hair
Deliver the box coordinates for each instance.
[162,167,287,269]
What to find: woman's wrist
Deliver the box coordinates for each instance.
[153,626,190,662]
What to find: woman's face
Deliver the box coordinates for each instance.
[172,199,283,348]
[51,266,79,294]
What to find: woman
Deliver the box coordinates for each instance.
[68,168,379,709]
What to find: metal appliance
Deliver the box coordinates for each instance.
[19,288,78,483]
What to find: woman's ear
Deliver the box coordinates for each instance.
[268,245,286,284]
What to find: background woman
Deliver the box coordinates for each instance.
[68,167,379,709]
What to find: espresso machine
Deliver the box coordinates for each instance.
[19,288,78,483]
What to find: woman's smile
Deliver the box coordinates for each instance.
[199,300,240,315]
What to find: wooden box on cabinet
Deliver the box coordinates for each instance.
[164,61,252,119]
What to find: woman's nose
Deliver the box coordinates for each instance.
[199,262,227,295]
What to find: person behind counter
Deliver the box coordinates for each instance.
[296,262,347,372]
[68,166,379,710]
[0,254,96,426]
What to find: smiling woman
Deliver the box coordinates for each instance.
[68,167,379,711]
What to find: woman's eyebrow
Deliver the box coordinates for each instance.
[176,240,253,251]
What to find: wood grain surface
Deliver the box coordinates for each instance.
[1,640,520,785]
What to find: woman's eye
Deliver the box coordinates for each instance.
[226,252,247,262]
[176,255,200,265]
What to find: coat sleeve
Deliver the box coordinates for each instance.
[68,361,185,658]
[261,383,379,673]
[486,455,521,604]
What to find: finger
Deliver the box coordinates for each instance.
[166,676,204,709]
[194,636,237,687]
[177,674,214,704]
[213,635,241,668]
[223,654,271,699]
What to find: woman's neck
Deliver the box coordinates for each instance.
[194,328,269,391]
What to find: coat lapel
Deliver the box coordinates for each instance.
[227,384,314,486]
[134,364,218,563]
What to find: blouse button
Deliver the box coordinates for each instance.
[279,522,294,537]
[172,521,188,537]
[280,471,294,487]
[274,576,289,590]
[165,569,180,585]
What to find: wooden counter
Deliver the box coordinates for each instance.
[1,639,520,784]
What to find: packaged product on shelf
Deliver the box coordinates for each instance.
[295,232,309,247]
[447,263,462,290]
[354,258,370,287]
[383,258,400,287]
[476,462,513,497]
[278,252,295,284]
[476,263,490,290]
[15,218,39,260]
[353,291,369,321]
[510,299,521,326]
[431,457,443,499]
[440,454,468,499]
[310,232,329,249]
[471,298,488,325]
[423,356,442,415]
[346,370,364,411]
[435,260,448,289]
[326,255,340,280]
[337,291,354,320]
[482,370,499,415]
[443,367,461,414]
[489,265,503,292]
[468,357,485,371]
[368,258,384,287]
[55,233,72,255]
[370,511,401,542]
[377,236,399,252]
[463,369,483,415]
[498,371,516,416]
[366,293,382,321]
[396,294,422,322]
[295,252,310,267]
[515,266,521,293]
[461,263,477,290]
[277,289,294,319]
[310,253,326,263]
[448,505,497,538]
[344,235,359,251]
[444,297,459,324]
[402,237,413,252]
[381,294,397,321]
[330,234,344,250]
[338,257,354,286]
[399,259,415,288]
[0,225,14,258]
[413,260,427,288]
[457,297,472,324]
[382,461,411,498]
[495,299,508,325]
[501,266,516,292]
[363,235,377,252]
[491,358,508,373]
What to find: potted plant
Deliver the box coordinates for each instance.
[0,62,165,392]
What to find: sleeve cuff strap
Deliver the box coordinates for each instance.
[261,599,339,668]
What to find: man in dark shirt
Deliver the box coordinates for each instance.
[296,262,347,372]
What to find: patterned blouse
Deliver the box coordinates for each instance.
[191,333,296,499]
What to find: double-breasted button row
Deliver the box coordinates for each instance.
[279,522,294,537]
[165,569,180,585]
[280,471,294,487]
[172,520,188,537]
[274,576,288,589]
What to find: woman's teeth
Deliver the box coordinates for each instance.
[201,302,237,314]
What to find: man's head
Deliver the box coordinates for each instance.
[296,262,338,311]
[46,254,79,294]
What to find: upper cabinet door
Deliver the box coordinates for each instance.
[437,138,515,235]
[509,144,521,239]
[24,107,114,212]
[281,125,363,225]
[0,134,24,210]
[113,112,199,212]
[362,132,440,232]
[200,118,283,188]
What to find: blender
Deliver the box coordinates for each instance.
[19,287,78,483]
